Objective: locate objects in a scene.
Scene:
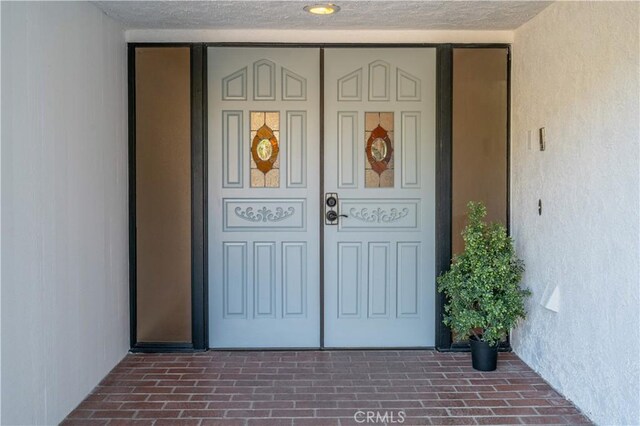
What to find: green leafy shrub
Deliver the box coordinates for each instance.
[437,201,530,346]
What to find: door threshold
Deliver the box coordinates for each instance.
[209,347,322,351]
[207,346,436,351]
[321,346,436,351]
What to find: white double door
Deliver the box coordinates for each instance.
[208,47,436,348]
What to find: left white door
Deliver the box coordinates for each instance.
[208,48,320,348]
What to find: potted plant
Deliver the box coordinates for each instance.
[437,201,530,371]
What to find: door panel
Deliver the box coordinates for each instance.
[452,48,508,255]
[135,47,192,343]
[324,49,437,347]
[208,48,320,348]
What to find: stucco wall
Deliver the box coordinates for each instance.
[511,2,640,425]
[125,28,514,44]
[1,2,129,424]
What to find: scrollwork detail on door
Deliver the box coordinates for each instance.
[234,206,295,223]
[349,207,409,223]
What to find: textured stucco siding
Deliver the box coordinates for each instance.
[511,2,640,425]
[1,2,129,424]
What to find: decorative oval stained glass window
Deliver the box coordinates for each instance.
[366,124,393,175]
[251,123,279,174]
[371,138,387,162]
[256,138,273,161]
[250,112,280,188]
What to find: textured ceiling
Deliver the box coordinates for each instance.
[92,1,552,30]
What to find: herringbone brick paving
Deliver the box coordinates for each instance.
[62,351,591,425]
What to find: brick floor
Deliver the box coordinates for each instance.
[62,351,591,425]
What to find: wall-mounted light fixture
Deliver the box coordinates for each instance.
[539,127,546,151]
[541,284,560,313]
[304,4,340,15]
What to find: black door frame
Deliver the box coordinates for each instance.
[128,43,208,352]
[127,42,511,352]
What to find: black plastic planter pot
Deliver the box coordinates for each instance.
[470,337,498,371]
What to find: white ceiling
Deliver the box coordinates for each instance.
[92,1,552,31]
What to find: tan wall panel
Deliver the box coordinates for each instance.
[452,48,508,255]
[135,48,192,342]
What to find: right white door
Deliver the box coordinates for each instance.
[324,48,437,347]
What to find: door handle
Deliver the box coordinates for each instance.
[325,193,347,225]
[326,211,348,222]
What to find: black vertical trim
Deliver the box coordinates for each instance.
[506,46,512,235]
[319,48,325,349]
[128,45,138,348]
[435,45,453,350]
[191,44,208,350]
[202,46,210,348]
[504,46,512,349]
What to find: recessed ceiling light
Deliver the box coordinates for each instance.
[304,4,340,15]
